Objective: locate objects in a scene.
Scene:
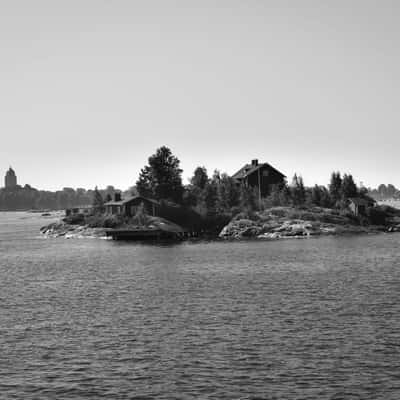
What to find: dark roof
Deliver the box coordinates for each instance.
[349,197,375,206]
[104,196,159,207]
[232,162,286,180]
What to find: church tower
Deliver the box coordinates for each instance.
[5,167,17,188]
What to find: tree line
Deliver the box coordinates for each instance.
[368,184,400,200]
[0,185,121,211]
[134,146,371,218]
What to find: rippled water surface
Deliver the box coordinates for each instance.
[1,212,400,399]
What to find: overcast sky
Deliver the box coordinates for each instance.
[1,0,399,190]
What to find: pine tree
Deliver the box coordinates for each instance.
[239,185,258,211]
[291,174,306,206]
[136,146,184,203]
[215,173,240,213]
[311,185,322,206]
[92,186,104,214]
[190,166,209,190]
[341,174,358,200]
[329,172,342,205]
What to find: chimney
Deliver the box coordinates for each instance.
[114,192,122,202]
[251,159,258,166]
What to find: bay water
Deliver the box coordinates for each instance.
[1,212,400,399]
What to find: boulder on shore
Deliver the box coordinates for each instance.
[219,214,376,240]
[40,222,107,239]
[219,218,324,239]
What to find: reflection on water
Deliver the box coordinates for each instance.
[1,212,400,399]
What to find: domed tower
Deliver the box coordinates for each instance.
[5,167,17,188]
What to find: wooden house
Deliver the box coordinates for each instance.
[104,194,159,217]
[232,159,286,196]
[349,197,375,217]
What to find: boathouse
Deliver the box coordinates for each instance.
[349,197,375,217]
[232,159,286,196]
[104,194,159,217]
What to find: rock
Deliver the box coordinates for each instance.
[388,224,400,232]
[219,219,262,238]
[261,222,281,233]
[241,226,262,237]
[320,225,337,234]
[41,221,106,239]
[257,232,281,240]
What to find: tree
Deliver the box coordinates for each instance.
[291,174,306,206]
[311,185,322,206]
[310,185,332,208]
[92,186,104,213]
[264,182,291,207]
[239,184,258,211]
[387,184,397,197]
[190,166,209,190]
[184,166,210,208]
[341,174,358,200]
[136,165,154,198]
[216,173,240,213]
[136,146,184,203]
[329,172,342,205]
[377,184,387,197]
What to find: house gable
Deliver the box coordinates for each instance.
[231,159,286,196]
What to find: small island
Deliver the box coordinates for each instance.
[40,146,400,241]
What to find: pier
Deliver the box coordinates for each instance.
[105,229,191,241]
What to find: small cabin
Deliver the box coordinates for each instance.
[349,197,375,217]
[104,194,159,217]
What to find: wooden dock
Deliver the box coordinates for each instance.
[105,229,183,241]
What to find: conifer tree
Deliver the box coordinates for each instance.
[291,174,306,205]
[329,172,342,205]
[136,146,184,203]
[216,173,240,213]
[341,174,358,200]
[190,166,209,190]
[92,186,104,214]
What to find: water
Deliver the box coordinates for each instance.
[1,212,400,399]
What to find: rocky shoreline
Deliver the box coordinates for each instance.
[40,222,107,239]
[41,206,400,241]
[219,218,384,240]
[219,206,400,240]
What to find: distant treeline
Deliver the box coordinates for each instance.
[0,185,122,211]
[368,184,400,200]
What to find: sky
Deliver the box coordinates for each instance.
[1,0,399,190]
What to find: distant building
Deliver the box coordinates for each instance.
[349,197,375,217]
[5,167,17,188]
[232,159,286,196]
[104,194,159,217]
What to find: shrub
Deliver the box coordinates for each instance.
[367,207,387,225]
